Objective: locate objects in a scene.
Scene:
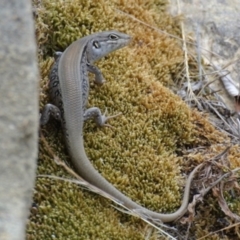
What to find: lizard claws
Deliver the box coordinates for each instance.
[101,108,122,128]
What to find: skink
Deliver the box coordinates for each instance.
[41,30,201,222]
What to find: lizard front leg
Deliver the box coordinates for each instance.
[87,63,105,85]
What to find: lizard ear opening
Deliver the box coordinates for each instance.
[93,40,100,49]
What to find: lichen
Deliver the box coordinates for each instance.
[29,0,240,239]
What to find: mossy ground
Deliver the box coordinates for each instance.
[28,0,240,239]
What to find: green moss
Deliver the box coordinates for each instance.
[28,178,146,240]
[29,0,240,239]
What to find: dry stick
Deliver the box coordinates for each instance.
[208,146,231,162]
[197,222,240,240]
[196,22,203,84]
[210,63,240,137]
[211,63,239,97]
[199,167,240,197]
[176,0,200,106]
[185,50,237,96]
[205,100,240,139]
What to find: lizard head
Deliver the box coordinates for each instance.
[86,30,131,63]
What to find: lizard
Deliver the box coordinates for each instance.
[40,30,203,223]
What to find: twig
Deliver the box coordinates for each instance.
[197,222,240,240]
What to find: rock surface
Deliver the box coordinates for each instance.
[169,0,240,109]
[0,0,38,239]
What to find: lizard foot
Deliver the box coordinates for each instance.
[100,108,122,128]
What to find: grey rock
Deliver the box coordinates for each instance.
[0,0,39,239]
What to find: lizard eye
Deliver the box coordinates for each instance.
[93,40,100,48]
[109,34,119,40]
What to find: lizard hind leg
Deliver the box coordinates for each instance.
[40,103,61,126]
[83,107,121,128]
